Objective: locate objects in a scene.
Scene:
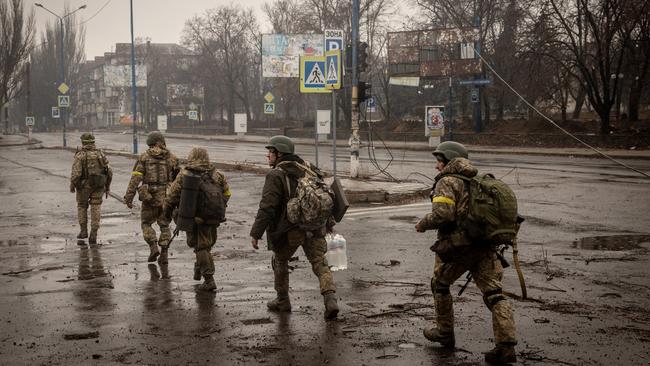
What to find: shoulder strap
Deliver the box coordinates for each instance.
[274,165,292,198]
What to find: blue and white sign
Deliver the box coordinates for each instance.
[366,96,377,113]
[188,110,198,120]
[325,50,341,90]
[300,56,330,94]
[264,103,275,114]
[324,29,344,52]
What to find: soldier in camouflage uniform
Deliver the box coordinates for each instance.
[164,147,231,291]
[124,131,179,263]
[415,141,517,364]
[70,133,113,245]
[249,135,339,320]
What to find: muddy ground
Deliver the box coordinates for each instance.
[0,143,649,365]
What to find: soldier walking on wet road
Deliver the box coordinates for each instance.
[124,131,179,264]
[163,147,231,291]
[415,141,518,364]
[250,135,339,320]
[70,133,113,245]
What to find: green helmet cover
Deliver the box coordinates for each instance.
[432,141,468,161]
[265,135,295,154]
[146,131,165,146]
[80,133,95,144]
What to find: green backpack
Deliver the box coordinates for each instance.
[445,173,520,245]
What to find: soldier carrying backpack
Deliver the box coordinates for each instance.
[414,141,519,364]
[70,133,113,245]
[249,135,340,320]
[163,147,231,291]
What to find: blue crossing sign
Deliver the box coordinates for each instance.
[325,50,341,90]
[264,103,275,114]
[300,56,331,94]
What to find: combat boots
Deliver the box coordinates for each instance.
[158,247,169,264]
[423,327,455,348]
[148,243,160,262]
[88,229,98,245]
[323,292,339,320]
[193,262,201,281]
[198,275,216,291]
[484,343,516,364]
[77,225,88,239]
[267,295,291,312]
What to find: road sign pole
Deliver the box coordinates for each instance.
[129,0,138,154]
[332,91,337,178]
[314,96,319,167]
[59,18,67,147]
[448,76,453,140]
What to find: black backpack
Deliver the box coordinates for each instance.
[195,172,227,224]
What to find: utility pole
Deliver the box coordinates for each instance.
[34,3,86,147]
[350,0,361,178]
[129,0,139,154]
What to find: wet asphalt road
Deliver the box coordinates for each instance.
[1,136,649,365]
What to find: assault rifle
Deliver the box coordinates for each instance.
[458,249,510,296]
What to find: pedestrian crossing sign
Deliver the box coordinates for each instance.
[264,103,275,115]
[58,95,70,108]
[300,56,332,94]
[325,50,341,90]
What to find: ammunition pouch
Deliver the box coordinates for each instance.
[88,173,107,189]
[430,232,471,263]
[137,184,154,204]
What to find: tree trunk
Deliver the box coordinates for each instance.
[598,107,611,135]
[572,87,586,119]
[628,81,641,122]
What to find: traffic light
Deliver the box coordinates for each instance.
[358,81,371,103]
[358,41,369,73]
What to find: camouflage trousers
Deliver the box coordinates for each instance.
[140,202,171,248]
[431,252,517,345]
[187,224,217,276]
[272,229,336,296]
[76,186,104,231]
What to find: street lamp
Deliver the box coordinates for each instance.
[34,3,86,147]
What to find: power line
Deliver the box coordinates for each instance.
[439,6,650,179]
[78,0,114,26]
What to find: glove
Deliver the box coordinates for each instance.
[126,200,133,209]
[70,184,76,193]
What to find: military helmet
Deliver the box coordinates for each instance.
[146,131,166,146]
[265,135,295,154]
[187,147,210,164]
[432,141,468,162]
[80,133,95,144]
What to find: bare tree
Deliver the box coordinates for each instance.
[182,5,259,132]
[0,0,34,132]
[29,7,85,131]
[548,0,647,134]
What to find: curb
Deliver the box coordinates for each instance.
[42,145,426,204]
[160,133,650,160]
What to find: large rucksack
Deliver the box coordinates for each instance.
[84,150,108,189]
[445,173,520,245]
[278,161,334,230]
[195,172,227,224]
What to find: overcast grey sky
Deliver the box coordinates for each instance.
[28,0,271,60]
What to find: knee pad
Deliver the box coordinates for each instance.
[483,288,507,310]
[431,279,450,295]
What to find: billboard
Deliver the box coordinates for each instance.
[388,28,481,78]
[166,84,204,106]
[103,65,147,87]
[262,34,324,77]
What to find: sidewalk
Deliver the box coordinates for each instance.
[0,134,37,147]
[161,132,650,160]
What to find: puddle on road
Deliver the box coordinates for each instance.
[388,215,420,223]
[572,234,650,251]
[0,240,27,247]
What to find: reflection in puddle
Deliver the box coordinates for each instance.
[572,235,650,251]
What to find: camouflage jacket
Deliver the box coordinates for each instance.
[418,157,478,240]
[124,146,179,204]
[249,154,332,248]
[70,143,113,190]
[164,161,231,213]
